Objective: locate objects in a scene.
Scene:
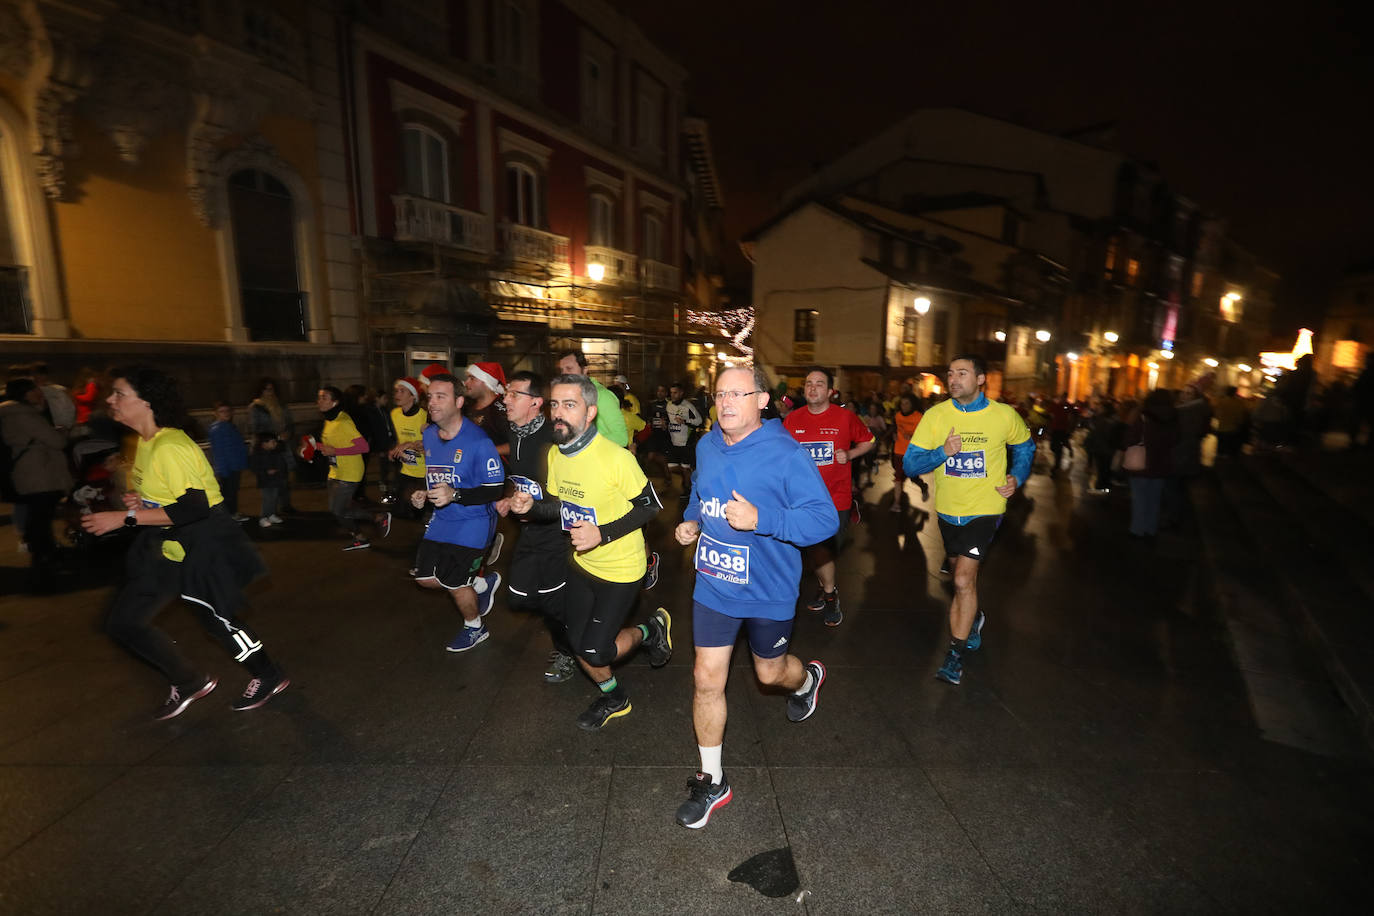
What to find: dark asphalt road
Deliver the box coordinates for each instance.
[1,452,1371,914]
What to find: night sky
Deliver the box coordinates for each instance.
[630,0,1374,336]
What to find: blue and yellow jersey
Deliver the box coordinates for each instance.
[911,398,1030,518]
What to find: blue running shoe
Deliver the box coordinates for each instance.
[476,572,501,617]
[965,610,986,651]
[446,625,489,653]
[935,646,963,685]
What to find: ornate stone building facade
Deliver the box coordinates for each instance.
[0,0,361,410]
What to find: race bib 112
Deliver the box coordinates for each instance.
[802,441,835,466]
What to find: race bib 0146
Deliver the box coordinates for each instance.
[944,450,986,478]
[802,441,835,466]
[695,533,750,585]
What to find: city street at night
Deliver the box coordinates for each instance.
[2,455,1370,914]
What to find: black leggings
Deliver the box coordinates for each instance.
[106,555,276,686]
[556,562,642,668]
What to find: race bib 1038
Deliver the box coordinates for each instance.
[695,533,750,585]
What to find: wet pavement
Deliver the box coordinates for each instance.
[2,448,1372,914]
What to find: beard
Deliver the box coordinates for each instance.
[551,419,581,444]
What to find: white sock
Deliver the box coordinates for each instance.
[464,617,483,629]
[698,744,723,784]
[472,577,488,595]
[793,670,814,696]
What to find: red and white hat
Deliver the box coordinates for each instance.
[394,377,421,399]
[419,363,448,387]
[466,361,506,395]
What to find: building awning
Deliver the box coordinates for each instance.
[860,259,1022,305]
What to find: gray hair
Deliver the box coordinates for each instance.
[716,363,770,397]
[550,373,597,406]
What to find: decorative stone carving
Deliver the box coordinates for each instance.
[23,1,104,200]
[84,50,189,165]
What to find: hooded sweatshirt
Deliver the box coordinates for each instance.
[684,419,838,620]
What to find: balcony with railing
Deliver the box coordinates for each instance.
[392,195,492,254]
[498,222,571,278]
[584,246,637,285]
[640,259,680,292]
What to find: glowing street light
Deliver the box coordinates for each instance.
[1160,350,1174,360]
[1067,352,1079,362]
[1224,291,1242,302]
[994,330,1007,342]
[1203,357,1219,367]
[913,296,931,315]
[1103,330,1119,344]
[1237,363,1253,373]
[587,261,606,282]
[1035,329,1052,343]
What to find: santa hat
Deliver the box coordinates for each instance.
[395,377,420,399]
[419,363,448,387]
[466,361,506,395]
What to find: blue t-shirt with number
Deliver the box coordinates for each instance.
[421,420,504,549]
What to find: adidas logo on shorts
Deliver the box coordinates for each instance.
[772,636,788,649]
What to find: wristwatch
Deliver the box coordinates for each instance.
[124,508,138,528]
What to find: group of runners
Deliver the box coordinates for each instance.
[83,351,1031,828]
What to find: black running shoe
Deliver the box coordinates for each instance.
[806,588,832,613]
[154,675,217,721]
[376,512,392,539]
[646,607,673,667]
[231,671,291,711]
[343,538,371,551]
[676,772,732,829]
[576,693,632,730]
[644,551,660,590]
[822,592,843,627]
[786,660,826,722]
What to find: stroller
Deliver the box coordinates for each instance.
[63,435,135,553]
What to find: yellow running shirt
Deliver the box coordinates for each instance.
[390,406,428,478]
[132,427,224,511]
[322,411,365,483]
[911,398,1030,518]
[546,432,648,583]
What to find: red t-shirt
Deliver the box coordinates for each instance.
[786,404,874,510]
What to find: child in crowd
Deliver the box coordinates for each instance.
[208,401,249,522]
[251,431,289,527]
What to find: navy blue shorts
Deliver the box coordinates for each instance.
[692,601,795,659]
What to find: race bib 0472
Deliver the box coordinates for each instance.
[560,501,598,531]
[944,450,986,478]
[695,533,750,585]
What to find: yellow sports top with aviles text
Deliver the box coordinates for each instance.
[546,432,648,583]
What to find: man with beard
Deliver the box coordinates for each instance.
[411,374,506,653]
[497,370,576,684]
[903,355,1034,686]
[508,374,671,729]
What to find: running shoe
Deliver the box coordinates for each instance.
[154,675,217,721]
[343,538,372,551]
[230,671,291,711]
[935,646,963,685]
[644,551,661,590]
[446,625,489,653]
[476,572,502,617]
[576,692,632,730]
[806,588,833,613]
[487,531,505,564]
[268,515,284,525]
[231,513,250,523]
[965,610,986,652]
[676,772,732,829]
[258,517,272,529]
[376,512,392,538]
[786,660,827,722]
[543,651,576,684]
[646,608,673,667]
[822,592,843,627]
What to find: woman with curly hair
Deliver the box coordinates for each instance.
[81,366,289,720]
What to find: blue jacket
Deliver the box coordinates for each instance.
[208,419,248,474]
[685,419,838,620]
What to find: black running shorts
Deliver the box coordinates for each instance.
[415,540,485,590]
[937,515,1002,561]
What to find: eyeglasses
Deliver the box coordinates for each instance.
[505,389,536,399]
[713,389,763,402]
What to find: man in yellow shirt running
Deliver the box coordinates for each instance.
[903,355,1035,686]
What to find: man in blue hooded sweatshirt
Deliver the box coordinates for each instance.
[672,365,838,829]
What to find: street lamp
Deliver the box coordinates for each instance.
[1160,350,1174,360]
[1204,357,1219,367]
[1103,330,1119,344]
[1035,329,1051,343]
[1067,352,1079,361]
[588,261,605,282]
[1238,363,1253,373]
[994,330,1007,342]
[914,296,931,316]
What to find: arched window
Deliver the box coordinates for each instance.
[401,124,450,203]
[589,193,616,247]
[228,169,307,342]
[505,162,542,227]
